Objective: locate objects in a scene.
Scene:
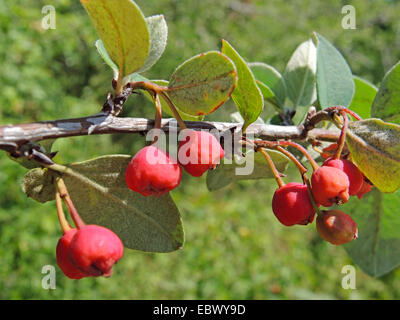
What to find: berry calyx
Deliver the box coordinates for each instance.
[56,229,89,279]
[125,145,182,196]
[356,179,372,199]
[311,166,350,207]
[68,225,124,277]
[316,210,358,245]
[272,182,316,226]
[323,158,363,196]
[178,130,224,177]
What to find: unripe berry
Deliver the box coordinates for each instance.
[356,179,372,199]
[125,145,182,196]
[272,182,315,226]
[311,166,350,207]
[316,210,358,245]
[323,158,363,195]
[56,229,89,279]
[178,130,224,177]
[69,225,124,277]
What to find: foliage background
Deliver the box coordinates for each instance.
[1,0,400,299]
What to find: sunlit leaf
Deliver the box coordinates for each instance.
[371,61,400,124]
[315,33,355,109]
[346,119,400,193]
[167,51,237,116]
[80,0,150,78]
[221,40,264,131]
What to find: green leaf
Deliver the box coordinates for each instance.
[340,188,400,277]
[167,51,237,116]
[350,76,377,119]
[21,155,184,253]
[249,62,287,108]
[221,40,264,131]
[371,61,400,124]
[283,39,317,124]
[21,168,55,203]
[80,0,150,78]
[314,33,355,109]
[136,15,168,73]
[95,39,118,78]
[133,75,204,121]
[206,149,289,191]
[346,119,400,193]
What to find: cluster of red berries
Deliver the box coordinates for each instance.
[57,225,124,279]
[272,144,372,245]
[125,129,225,196]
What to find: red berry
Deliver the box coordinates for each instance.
[68,225,124,277]
[316,210,358,245]
[356,179,372,199]
[178,130,224,177]
[323,158,363,196]
[125,145,182,196]
[272,182,316,226]
[56,229,89,279]
[311,166,350,207]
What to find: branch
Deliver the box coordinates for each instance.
[0,111,339,153]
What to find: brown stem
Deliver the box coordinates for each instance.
[55,177,85,229]
[257,147,285,188]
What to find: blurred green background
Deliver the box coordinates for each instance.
[1,0,400,299]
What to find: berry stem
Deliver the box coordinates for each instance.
[55,177,86,229]
[342,107,361,121]
[334,110,349,160]
[151,93,163,144]
[304,177,322,216]
[55,184,71,234]
[159,92,187,130]
[254,140,319,172]
[274,145,308,183]
[257,147,285,188]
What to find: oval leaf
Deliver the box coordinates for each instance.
[206,149,289,191]
[346,119,400,193]
[315,33,355,108]
[221,40,264,131]
[136,15,168,73]
[283,39,317,124]
[80,0,150,77]
[22,155,184,253]
[371,61,400,124]
[340,188,400,277]
[283,39,317,108]
[350,75,377,119]
[167,51,237,117]
[249,62,287,108]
